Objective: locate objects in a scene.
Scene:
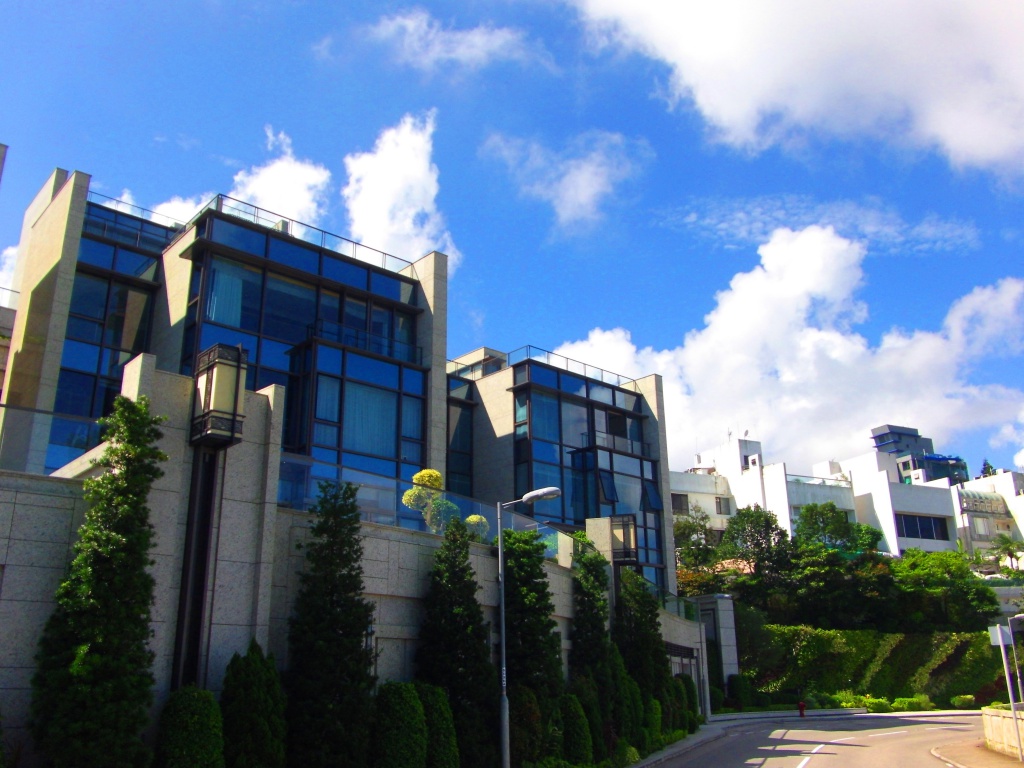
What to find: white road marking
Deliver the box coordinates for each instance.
[868,730,907,737]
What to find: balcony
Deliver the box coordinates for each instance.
[310,319,422,366]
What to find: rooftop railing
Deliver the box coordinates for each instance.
[786,474,852,488]
[176,195,417,277]
[448,345,639,390]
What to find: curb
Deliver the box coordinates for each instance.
[931,745,971,768]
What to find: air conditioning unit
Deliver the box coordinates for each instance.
[273,219,290,235]
[747,454,761,468]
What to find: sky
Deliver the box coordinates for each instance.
[1,1,1023,475]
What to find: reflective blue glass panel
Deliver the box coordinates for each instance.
[211,218,266,256]
[342,452,396,478]
[260,338,294,371]
[530,364,558,389]
[531,391,559,442]
[61,340,100,373]
[115,248,158,280]
[323,255,368,290]
[263,273,316,343]
[316,345,343,375]
[403,368,425,395]
[347,353,399,389]
[70,273,108,319]
[205,258,262,332]
[343,382,397,457]
[560,373,587,397]
[269,236,319,274]
[78,238,114,269]
[401,396,423,440]
[198,324,259,364]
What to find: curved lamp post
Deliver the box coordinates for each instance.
[497,486,561,768]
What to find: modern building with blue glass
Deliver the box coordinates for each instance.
[0,158,702,759]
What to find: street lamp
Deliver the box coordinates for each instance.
[497,486,561,768]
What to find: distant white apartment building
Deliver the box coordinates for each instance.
[671,426,1024,558]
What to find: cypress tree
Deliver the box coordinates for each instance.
[155,686,225,768]
[221,638,286,768]
[613,569,670,705]
[503,529,563,713]
[568,535,611,684]
[287,481,376,768]
[31,395,166,768]
[415,516,498,767]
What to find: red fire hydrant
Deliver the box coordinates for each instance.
[798,701,806,718]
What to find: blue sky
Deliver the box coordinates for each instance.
[1,1,1023,474]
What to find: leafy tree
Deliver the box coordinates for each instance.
[415,516,498,767]
[673,503,719,571]
[989,533,1022,570]
[718,505,792,579]
[503,529,564,712]
[31,395,166,768]
[155,686,225,768]
[982,458,996,477]
[793,502,882,553]
[612,569,670,705]
[890,549,1000,632]
[220,638,286,768]
[287,481,376,768]
[403,469,459,533]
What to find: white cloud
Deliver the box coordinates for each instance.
[311,34,335,61]
[150,195,212,224]
[342,109,462,271]
[370,8,544,72]
[663,195,981,255]
[553,225,1024,472]
[226,126,331,225]
[567,0,1024,171]
[483,131,650,227]
[0,245,17,297]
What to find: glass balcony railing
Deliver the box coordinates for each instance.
[310,320,422,366]
[587,431,651,458]
[448,345,640,391]
[174,195,416,277]
[786,474,852,488]
[278,453,566,559]
[0,404,104,475]
[85,194,182,252]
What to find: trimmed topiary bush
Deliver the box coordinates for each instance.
[413,683,459,768]
[727,674,754,710]
[510,686,543,768]
[155,686,225,768]
[891,694,936,712]
[220,639,286,768]
[644,697,662,754]
[865,698,893,713]
[560,694,592,766]
[372,682,428,768]
[951,694,976,709]
[709,685,724,712]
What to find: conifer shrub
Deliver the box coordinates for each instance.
[372,682,427,768]
[220,638,286,768]
[155,686,225,768]
[679,673,700,730]
[727,674,754,709]
[31,395,166,768]
[413,683,459,768]
[510,685,543,768]
[669,677,688,732]
[560,694,593,766]
[709,685,724,713]
[567,676,606,762]
[643,698,662,754]
[287,481,376,768]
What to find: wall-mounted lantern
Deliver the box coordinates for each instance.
[190,344,246,446]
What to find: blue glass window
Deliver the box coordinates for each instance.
[70,273,108,319]
[257,369,289,389]
[313,422,339,446]
[66,316,103,344]
[589,383,614,404]
[403,368,425,395]
[401,440,423,465]
[312,447,339,465]
[211,218,266,256]
[115,248,158,280]
[347,353,399,389]
[341,453,396,478]
[531,391,559,442]
[597,470,618,503]
[206,258,262,332]
[323,255,368,290]
[319,290,340,322]
[61,340,100,372]
[370,272,402,301]
[93,378,121,416]
[78,238,115,269]
[260,338,295,371]
[105,283,150,352]
[316,345,343,375]
[560,400,589,448]
[531,463,563,519]
[344,297,367,329]
[55,370,95,416]
[566,469,591,524]
[198,324,258,364]
[343,382,397,457]
[101,348,131,378]
[269,236,319,274]
[532,440,561,465]
[615,454,642,477]
[315,375,341,422]
[530,364,558,389]
[560,373,587,397]
[263,273,316,343]
[616,474,642,513]
[401,396,423,440]
[616,389,640,412]
[642,480,663,511]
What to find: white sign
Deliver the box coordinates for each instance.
[991,624,1012,646]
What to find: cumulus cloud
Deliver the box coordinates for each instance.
[662,195,981,255]
[567,0,1024,171]
[0,245,17,297]
[369,8,545,71]
[342,110,462,271]
[483,131,651,228]
[553,225,1024,472]
[992,410,1024,469]
[126,127,330,228]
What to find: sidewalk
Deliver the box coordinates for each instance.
[634,709,1019,768]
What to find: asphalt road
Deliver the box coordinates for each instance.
[664,713,981,768]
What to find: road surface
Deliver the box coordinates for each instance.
[665,713,981,768]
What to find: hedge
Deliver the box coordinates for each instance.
[155,686,225,768]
